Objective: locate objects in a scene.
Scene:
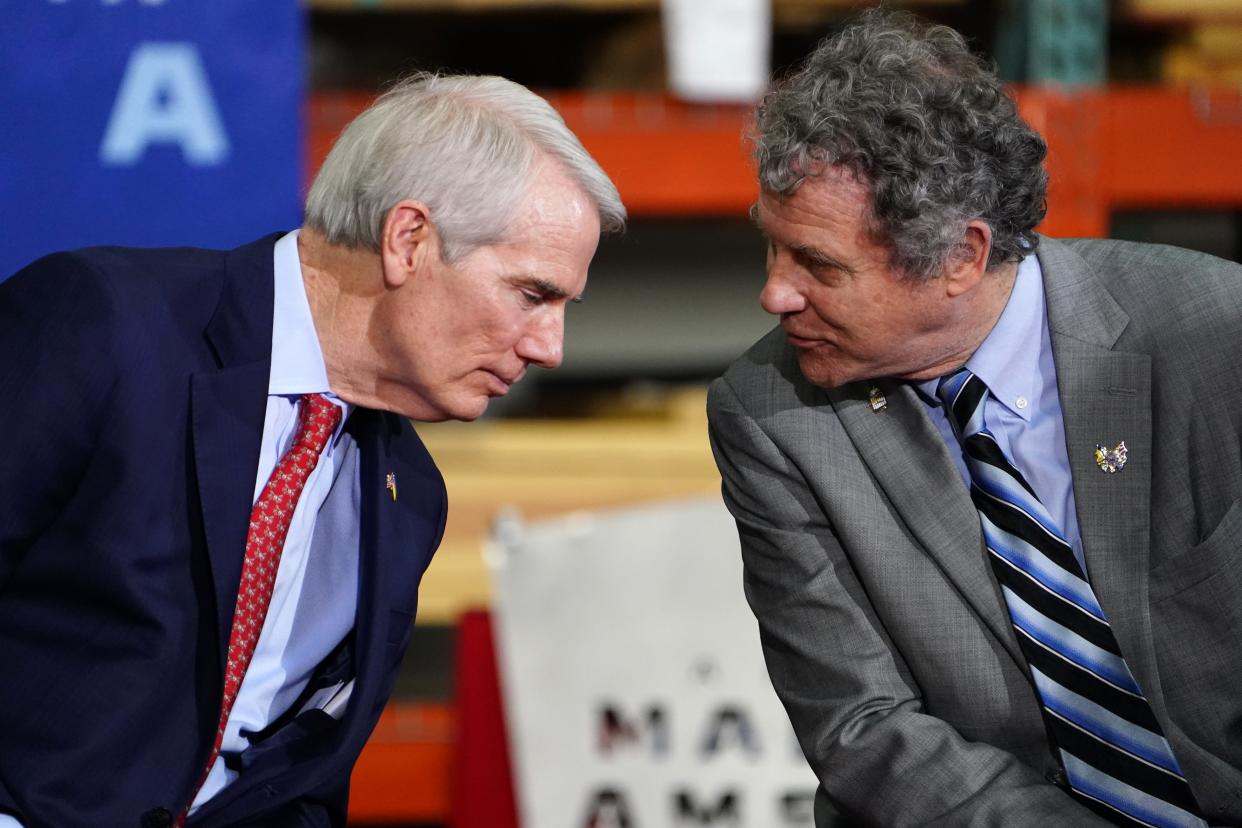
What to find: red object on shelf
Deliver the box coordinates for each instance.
[347,611,521,825]
[450,609,521,828]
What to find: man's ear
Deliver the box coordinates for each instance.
[944,220,993,298]
[380,199,435,288]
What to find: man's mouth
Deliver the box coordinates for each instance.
[782,326,820,348]
[485,369,524,393]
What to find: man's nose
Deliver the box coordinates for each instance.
[759,259,806,316]
[517,312,564,369]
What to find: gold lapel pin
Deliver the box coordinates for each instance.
[868,386,887,412]
[1094,441,1127,473]
[385,472,398,501]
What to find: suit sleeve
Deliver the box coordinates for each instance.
[0,253,121,587]
[231,779,349,828]
[707,377,1112,827]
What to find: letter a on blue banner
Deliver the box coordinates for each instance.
[0,2,303,280]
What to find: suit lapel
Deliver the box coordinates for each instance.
[191,235,280,668]
[350,409,393,725]
[185,236,450,822]
[348,409,444,730]
[191,411,447,827]
[1040,238,1162,693]
[823,237,1160,675]
[191,365,269,663]
[828,380,1026,667]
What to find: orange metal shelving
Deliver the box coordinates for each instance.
[348,702,455,822]
[312,86,1242,240]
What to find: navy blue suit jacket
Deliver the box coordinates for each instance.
[0,236,447,828]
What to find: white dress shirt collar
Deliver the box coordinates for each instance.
[269,229,334,397]
[965,253,1044,422]
[917,253,1044,421]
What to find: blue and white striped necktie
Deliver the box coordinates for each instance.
[936,368,1204,828]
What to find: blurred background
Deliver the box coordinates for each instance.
[6,0,1242,824]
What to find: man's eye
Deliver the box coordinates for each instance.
[520,289,544,307]
[798,253,831,275]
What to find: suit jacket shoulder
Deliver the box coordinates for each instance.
[14,243,233,328]
[1053,236,1242,358]
[713,326,824,418]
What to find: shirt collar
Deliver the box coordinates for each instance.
[917,253,1045,421]
[269,229,334,397]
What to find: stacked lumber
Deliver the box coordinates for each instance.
[414,386,723,622]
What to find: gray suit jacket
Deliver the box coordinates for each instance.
[708,237,1242,827]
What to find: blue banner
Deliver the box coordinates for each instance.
[0,1,303,280]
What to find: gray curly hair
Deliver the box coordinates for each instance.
[305,73,625,263]
[754,8,1047,280]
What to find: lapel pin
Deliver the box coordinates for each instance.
[868,386,887,412]
[1094,441,1127,473]
[385,472,398,501]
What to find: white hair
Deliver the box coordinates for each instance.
[305,72,626,261]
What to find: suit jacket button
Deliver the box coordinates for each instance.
[1045,765,1068,788]
[140,808,174,828]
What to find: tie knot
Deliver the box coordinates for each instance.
[935,367,972,405]
[936,368,987,439]
[294,393,342,453]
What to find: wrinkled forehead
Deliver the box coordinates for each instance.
[753,168,874,231]
[504,165,601,242]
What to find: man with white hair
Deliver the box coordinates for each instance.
[0,73,624,828]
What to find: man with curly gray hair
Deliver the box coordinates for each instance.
[709,9,1242,827]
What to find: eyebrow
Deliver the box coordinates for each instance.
[529,277,583,303]
[748,203,855,276]
[791,244,854,275]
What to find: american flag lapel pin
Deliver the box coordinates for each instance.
[385,472,398,501]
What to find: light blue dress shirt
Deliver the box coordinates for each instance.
[917,253,1088,574]
[188,229,362,813]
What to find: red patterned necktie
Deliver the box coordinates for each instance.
[177,393,343,825]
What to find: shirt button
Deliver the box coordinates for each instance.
[1015,396,1028,410]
